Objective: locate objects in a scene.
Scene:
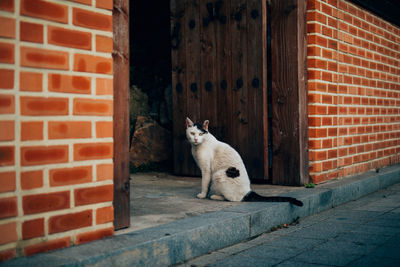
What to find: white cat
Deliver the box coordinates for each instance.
[186,117,303,206]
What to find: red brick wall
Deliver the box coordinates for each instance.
[0,0,114,261]
[307,0,400,183]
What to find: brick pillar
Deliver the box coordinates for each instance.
[0,0,114,261]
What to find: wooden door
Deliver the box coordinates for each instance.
[171,0,268,181]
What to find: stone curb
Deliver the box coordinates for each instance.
[5,165,400,267]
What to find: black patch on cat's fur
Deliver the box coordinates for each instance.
[193,123,208,133]
[226,167,240,178]
[242,191,303,207]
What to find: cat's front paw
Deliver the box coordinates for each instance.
[197,192,207,199]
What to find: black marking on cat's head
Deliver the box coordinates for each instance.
[226,167,240,178]
[193,123,208,134]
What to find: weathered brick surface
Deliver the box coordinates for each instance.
[0,171,16,193]
[24,237,70,257]
[20,170,43,190]
[74,184,113,206]
[307,0,400,183]
[0,0,114,260]
[22,218,45,240]
[23,191,70,215]
[0,69,14,89]
[48,210,92,234]
[49,166,92,186]
[75,227,113,245]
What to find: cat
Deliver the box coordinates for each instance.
[186,117,303,206]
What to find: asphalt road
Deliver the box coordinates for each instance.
[180,182,400,267]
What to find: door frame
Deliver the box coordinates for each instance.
[113,0,130,230]
[112,0,309,228]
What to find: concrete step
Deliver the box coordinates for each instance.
[6,165,400,267]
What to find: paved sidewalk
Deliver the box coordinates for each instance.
[180,183,400,267]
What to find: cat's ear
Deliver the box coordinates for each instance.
[203,120,209,131]
[186,117,194,128]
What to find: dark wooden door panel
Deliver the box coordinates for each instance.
[171,0,267,180]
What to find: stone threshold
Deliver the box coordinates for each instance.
[6,165,400,266]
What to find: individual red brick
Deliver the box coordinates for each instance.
[20,47,69,70]
[308,117,321,127]
[97,164,113,181]
[73,98,113,116]
[96,206,114,224]
[0,197,17,219]
[309,151,327,161]
[20,21,43,43]
[21,121,43,141]
[307,22,321,34]
[308,105,327,115]
[0,120,14,141]
[96,77,113,95]
[309,140,321,150]
[308,58,327,69]
[96,35,113,52]
[0,0,14,12]
[309,128,327,138]
[48,210,92,234]
[22,218,44,240]
[0,222,17,245]
[23,191,70,215]
[0,248,15,262]
[21,170,43,190]
[20,96,68,116]
[73,54,113,74]
[0,42,14,64]
[75,227,113,245]
[0,171,15,193]
[310,162,322,172]
[73,8,112,32]
[0,69,14,89]
[20,71,43,92]
[96,121,113,138]
[48,26,91,50]
[74,142,113,161]
[74,185,113,206]
[21,145,68,166]
[48,74,91,94]
[307,34,327,47]
[96,0,113,10]
[24,237,70,257]
[0,146,14,166]
[0,16,15,39]
[48,121,92,139]
[307,11,326,24]
[49,166,92,187]
[21,0,68,24]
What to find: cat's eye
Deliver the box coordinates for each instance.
[199,133,203,136]
[190,132,195,136]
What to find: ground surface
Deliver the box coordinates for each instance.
[179,182,400,267]
[117,172,302,234]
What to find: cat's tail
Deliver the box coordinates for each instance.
[242,191,303,207]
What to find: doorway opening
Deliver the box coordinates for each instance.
[129,0,173,173]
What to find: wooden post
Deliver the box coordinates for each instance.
[270,0,309,185]
[113,0,130,229]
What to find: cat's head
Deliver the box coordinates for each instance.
[186,117,209,146]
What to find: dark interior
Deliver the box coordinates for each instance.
[129,1,173,172]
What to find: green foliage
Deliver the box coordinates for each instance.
[305,183,316,188]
